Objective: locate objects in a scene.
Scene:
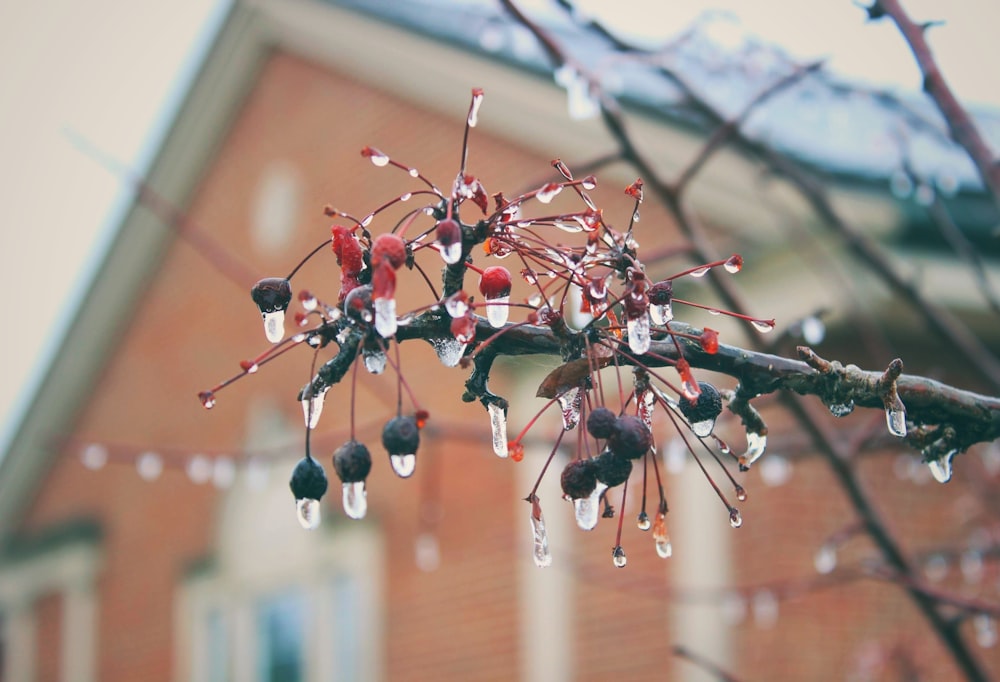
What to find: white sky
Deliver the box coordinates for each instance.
[0,0,996,454]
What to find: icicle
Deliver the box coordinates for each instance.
[573,483,606,530]
[363,347,387,374]
[529,499,553,568]
[612,545,627,568]
[927,451,956,483]
[390,454,417,478]
[814,543,837,574]
[263,310,285,343]
[485,296,509,328]
[557,387,583,431]
[626,313,651,355]
[653,513,672,558]
[739,431,767,470]
[488,402,509,457]
[885,404,907,438]
[301,387,329,429]
[342,481,368,519]
[374,297,398,338]
[430,337,466,367]
[296,498,321,530]
[649,302,673,326]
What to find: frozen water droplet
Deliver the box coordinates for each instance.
[300,295,318,312]
[740,431,767,470]
[363,348,387,374]
[801,316,825,344]
[612,545,627,568]
[186,455,212,484]
[885,406,907,438]
[530,505,552,568]
[367,149,389,167]
[557,387,582,431]
[655,536,672,559]
[975,614,998,649]
[649,302,673,326]
[374,297,398,338]
[664,437,686,474]
[752,590,779,628]
[488,402,509,458]
[636,512,651,531]
[301,387,329,429]
[724,254,743,273]
[430,337,466,367]
[814,544,837,574]
[440,241,463,265]
[198,391,216,409]
[445,294,469,318]
[828,401,855,418]
[735,485,748,502]
[414,532,440,572]
[691,418,716,438]
[342,481,367,519]
[582,176,597,190]
[485,296,509,328]
[927,451,955,483]
[759,454,791,487]
[262,310,285,343]
[536,183,562,204]
[690,266,710,278]
[390,453,416,478]
[721,592,747,626]
[81,443,108,470]
[627,313,651,355]
[136,451,163,481]
[751,319,775,333]
[296,498,321,530]
[729,508,743,528]
[468,89,484,127]
[574,483,606,530]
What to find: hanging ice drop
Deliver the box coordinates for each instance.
[626,313,651,355]
[390,453,417,478]
[373,297,398,338]
[927,451,956,484]
[488,402,509,458]
[573,483,605,530]
[653,513,672,558]
[729,508,743,528]
[300,387,328,429]
[739,431,767,470]
[262,310,285,343]
[557,386,582,431]
[342,481,368,519]
[429,336,466,367]
[529,501,552,568]
[612,545,627,568]
[885,405,907,438]
[363,347,387,374]
[485,297,510,328]
[814,543,837,574]
[296,498,321,530]
[649,302,673,326]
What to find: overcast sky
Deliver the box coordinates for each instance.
[0,0,996,454]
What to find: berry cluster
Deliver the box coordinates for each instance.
[199,89,775,566]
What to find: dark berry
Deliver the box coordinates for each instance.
[586,406,617,439]
[343,284,374,323]
[382,415,420,456]
[647,279,673,306]
[251,277,292,313]
[607,415,651,459]
[333,440,372,483]
[594,449,632,488]
[289,456,328,500]
[679,382,722,424]
[560,459,598,500]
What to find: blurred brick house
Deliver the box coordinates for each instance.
[2,1,999,681]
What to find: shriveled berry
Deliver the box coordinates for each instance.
[382,415,420,456]
[289,456,328,500]
[647,279,672,306]
[560,459,598,500]
[586,406,617,439]
[251,277,292,314]
[679,382,722,423]
[594,449,632,488]
[333,440,372,483]
[608,415,651,459]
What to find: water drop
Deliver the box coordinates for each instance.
[751,319,775,333]
[632,208,640,223]
[975,614,998,649]
[960,549,984,584]
[724,254,743,273]
[574,483,605,530]
[81,443,108,470]
[801,316,825,344]
[759,454,791,487]
[729,508,743,528]
[689,266,710,278]
[136,451,163,481]
[740,431,767,470]
[263,310,285,343]
[752,590,779,628]
[529,502,552,568]
[626,313,651,355]
[708,308,721,316]
[186,455,213,484]
[213,457,237,489]
[374,297,398,338]
[553,221,582,233]
[557,387,583,431]
[366,148,389,167]
[440,241,463,265]
[691,419,716,438]
[814,544,837,574]
[509,441,525,462]
[923,553,948,582]
[582,176,597,190]
[407,168,419,179]
[342,481,367,519]
[301,386,329,429]
[414,533,440,572]
[827,401,855,418]
[430,337,467,367]
[649,302,673,325]
[363,347,387,374]
[721,592,746,626]
[485,296,510,328]
[445,293,469,318]
[927,451,955,483]
[632,512,650,531]
[487,402,509,458]
[885,405,907,438]
[296,498,321,530]
[735,485,748,502]
[468,89,484,127]
[198,391,216,409]
[390,453,417,478]
[664,437,686,474]
[536,183,562,204]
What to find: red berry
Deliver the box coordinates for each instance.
[478,266,512,299]
[371,233,406,270]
